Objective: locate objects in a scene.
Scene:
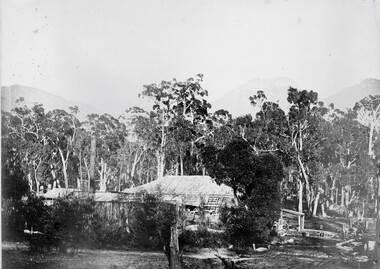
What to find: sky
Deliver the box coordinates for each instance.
[2,0,380,116]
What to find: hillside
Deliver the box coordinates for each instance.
[323,78,380,110]
[211,78,380,117]
[211,77,298,117]
[1,85,103,120]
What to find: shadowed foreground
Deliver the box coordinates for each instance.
[2,240,375,269]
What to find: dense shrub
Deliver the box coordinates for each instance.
[2,195,97,252]
[219,203,272,249]
[179,226,226,249]
[129,194,176,251]
[91,216,132,248]
[50,197,96,252]
[2,198,26,241]
[202,140,283,249]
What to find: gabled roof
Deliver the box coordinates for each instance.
[94,192,120,202]
[43,188,79,199]
[122,175,234,197]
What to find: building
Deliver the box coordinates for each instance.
[122,175,236,210]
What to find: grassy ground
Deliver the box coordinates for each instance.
[2,246,169,269]
[2,237,375,269]
[2,215,376,269]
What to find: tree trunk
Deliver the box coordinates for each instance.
[58,148,69,190]
[156,152,165,179]
[369,123,374,157]
[169,226,182,269]
[98,159,106,192]
[341,186,345,206]
[345,187,350,207]
[27,173,33,192]
[297,156,311,212]
[313,190,321,217]
[374,168,380,267]
[321,203,326,217]
[89,136,96,192]
[79,149,83,190]
[33,164,40,192]
[131,149,142,181]
[180,154,184,176]
[169,203,182,269]
[298,179,303,214]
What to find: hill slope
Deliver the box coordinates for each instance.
[1,85,103,120]
[323,79,380,110]
[211,77,298,117]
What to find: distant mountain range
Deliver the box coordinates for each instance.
[211,77,297,117]
[324,79,380,110]
[211,78,380,117]
[2,79,379,121]
[1,85,103,120]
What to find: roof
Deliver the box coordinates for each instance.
[43,188,79,199]
[94,192,120,202]
[123,175,233,196]
[122,175,235,206]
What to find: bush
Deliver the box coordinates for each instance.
[2,198,26,241]
[49,197,96,252]
[91,216,132,249]
[202,140,283,250]
[2,195,97,252]
[219,198,278,250]
[129,194,176,251]
[179,226,226,249]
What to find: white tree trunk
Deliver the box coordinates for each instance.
[298,179,303,214]
[58,148,69,189]
[313,190,321,217]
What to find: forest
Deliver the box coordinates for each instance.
[2,74,380,219]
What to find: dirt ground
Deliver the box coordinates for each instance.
[2,216,377,269]
[2,239,375,269]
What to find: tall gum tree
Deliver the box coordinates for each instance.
[84,113,127,192]
[284,88,327,215]
[354,95,380,262]
[132,74,211,179]
[44,107,80,189]
[4,101,53,192]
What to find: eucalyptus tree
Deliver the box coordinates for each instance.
[281,88,328,215]
[84,113,127,191]
[44,107,80,189]
[202,109,234,150]
[1,111,29,198]
[354,95,380,158]
[201,139,284,246]
[322,108,373,216]
[2,100,55,192]
[353,95,380,260]
[249,91,288,154]
[129,74,211,179]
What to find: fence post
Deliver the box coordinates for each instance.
[169,203,182,269]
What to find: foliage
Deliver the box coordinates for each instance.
[202,139,283,248]
[91,217,132,249]
[129,193,177,256]
[179,227,226,249]
[2,195,96,252]
[50,197,96,251]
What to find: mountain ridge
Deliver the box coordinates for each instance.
[1,85,104,120]
[323,78,380,110]
[211,78,380,117]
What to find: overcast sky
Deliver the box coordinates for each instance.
[2,0,380,116]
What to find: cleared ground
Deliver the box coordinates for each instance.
[2,215,376,269]
[2,238,375,269]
